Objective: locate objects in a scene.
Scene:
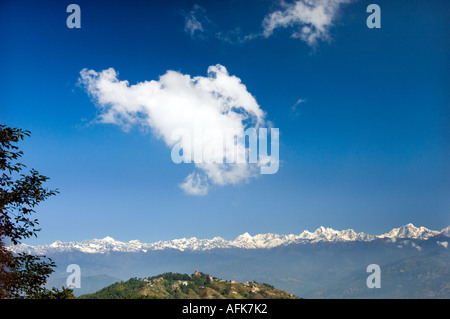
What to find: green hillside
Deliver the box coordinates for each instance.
[78,271,298,299]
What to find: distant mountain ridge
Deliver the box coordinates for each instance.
[11,223,449,255]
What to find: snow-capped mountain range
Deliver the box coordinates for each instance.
[10,223,450,254]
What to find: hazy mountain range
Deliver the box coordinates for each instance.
[9,223,450,298]
[12,223,449,254]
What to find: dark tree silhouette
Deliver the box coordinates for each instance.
[0,125,74,298]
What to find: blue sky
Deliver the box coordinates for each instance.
[1,0,449,245]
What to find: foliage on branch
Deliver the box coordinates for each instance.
[0,124,74,299]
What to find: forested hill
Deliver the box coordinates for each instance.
[78,271,298,299]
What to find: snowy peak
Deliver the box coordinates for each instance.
[230,232,298,249]
[297,227,374,243]
[100,236,116,242]
[378,223,440,240]
[235,232,253,241]
[9,224,449,254]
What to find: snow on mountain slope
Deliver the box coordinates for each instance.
[9,224,449,254]
[297,226,375,243]
[440,226,450,237]
[378,223,440,240]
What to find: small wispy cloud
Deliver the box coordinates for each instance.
[216,28,261,45]
[180,172,209,196]
[184,1,354,47]
[182,4,260,44]
[262,0,354,47]
[183,4,209,39]
[291,98,305,117]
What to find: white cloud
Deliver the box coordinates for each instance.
[185,17,203,37]
[437,241,448,249]
[79,64,268,195]
[180,172,209,196]
[411,242,422,251]
[262,0,353,46]
[291,98,305,116]
[184,5,208,39]
[183,4,257,44]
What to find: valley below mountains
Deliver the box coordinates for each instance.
[11,223,450,298]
